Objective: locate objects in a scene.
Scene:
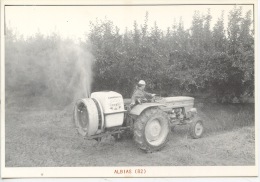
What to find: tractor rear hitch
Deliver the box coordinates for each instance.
[83,126,130,140]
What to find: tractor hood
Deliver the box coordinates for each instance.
[129,103,165,116]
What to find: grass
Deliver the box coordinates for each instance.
[194,102,254,133]
[5,102,255,166]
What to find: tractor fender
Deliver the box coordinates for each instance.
[129,103,165,116]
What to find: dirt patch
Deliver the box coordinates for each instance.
[5,103,255,167]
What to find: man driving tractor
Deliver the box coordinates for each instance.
[130,80,156,108]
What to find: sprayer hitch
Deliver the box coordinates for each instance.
[83,126,130,140]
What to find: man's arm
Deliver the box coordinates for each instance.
[144,91,155,99]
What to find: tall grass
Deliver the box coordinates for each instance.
[196,103,254,133]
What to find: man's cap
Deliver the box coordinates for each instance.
[138,80,146,85]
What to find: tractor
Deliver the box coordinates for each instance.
[73,91,204,152]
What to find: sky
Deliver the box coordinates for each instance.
[5,4,253,40]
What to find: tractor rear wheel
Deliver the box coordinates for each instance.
[133,107,170,153]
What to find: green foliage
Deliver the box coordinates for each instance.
[5,6,254,106]
[88,6,254,101]
[226,7,254,99]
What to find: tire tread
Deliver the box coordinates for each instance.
[133,107,170,153]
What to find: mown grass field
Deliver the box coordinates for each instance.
[5,101,255,166]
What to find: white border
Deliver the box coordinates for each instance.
[1,0,258,178]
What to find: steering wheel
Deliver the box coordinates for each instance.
[153,95,163,102]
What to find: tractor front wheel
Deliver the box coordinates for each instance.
[133,107,170,153]
[189,119,204,139]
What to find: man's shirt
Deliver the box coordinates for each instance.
[131,87,153,105]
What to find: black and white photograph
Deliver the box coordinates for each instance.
[1,0,258,178]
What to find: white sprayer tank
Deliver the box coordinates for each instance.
[91,91,125,128]
[73,91,126,137]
